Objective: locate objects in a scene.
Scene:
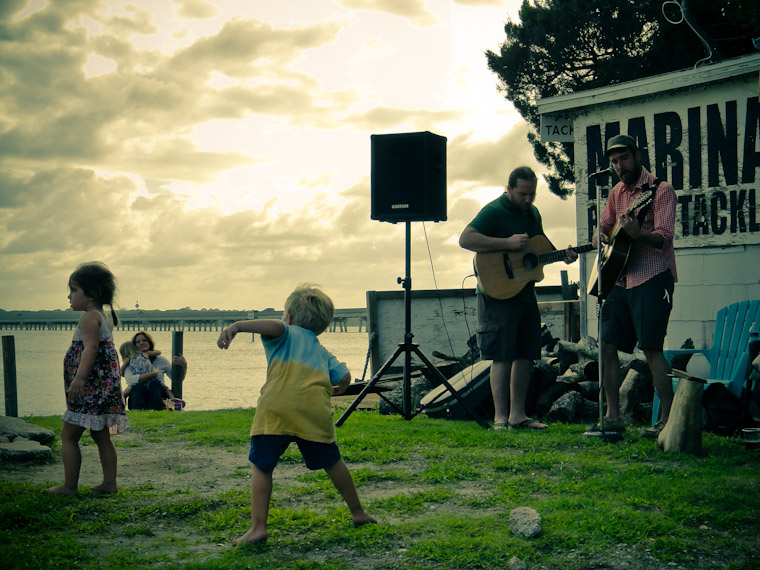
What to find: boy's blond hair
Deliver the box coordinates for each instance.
[118,341,139,361]
[284,283,334,335]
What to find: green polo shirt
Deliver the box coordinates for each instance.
[467,193,545,302]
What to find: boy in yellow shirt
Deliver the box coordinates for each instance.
[217,284,376,544]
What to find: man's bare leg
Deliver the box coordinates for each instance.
[508,359,545,429]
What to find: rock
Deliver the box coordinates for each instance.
[379,375,435,415]
[576,381,599,401]
[509,556,528,570]
[547,391,597,423]
[535,382,575,416]
[0,439,53,462]
[533,359,558,390]
[0,416,55,445]
[559,369,583,383]
[509,506,541,538]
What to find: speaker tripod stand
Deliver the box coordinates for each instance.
[336,222,490,429]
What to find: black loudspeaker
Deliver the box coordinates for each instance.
[371,131,447,222]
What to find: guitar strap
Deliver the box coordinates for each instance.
[635,179,661,224]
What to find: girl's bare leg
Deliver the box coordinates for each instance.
[324,459,377,526]
[232,465,272,545]
[90,427,118,493]
[47,422,86,495]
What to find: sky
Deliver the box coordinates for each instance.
[0,0,581,312]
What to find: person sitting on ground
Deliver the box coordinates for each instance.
[118,341,174,406]
[127,332,188,410]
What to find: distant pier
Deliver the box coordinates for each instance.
[0,308,367,332]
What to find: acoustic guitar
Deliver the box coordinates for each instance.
[474,235,593,300]
[587,188,654,299]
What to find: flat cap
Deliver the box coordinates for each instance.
[605,134,637,156]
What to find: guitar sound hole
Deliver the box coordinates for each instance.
[523,253,539,270]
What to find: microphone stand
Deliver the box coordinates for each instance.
[583,167,623,443]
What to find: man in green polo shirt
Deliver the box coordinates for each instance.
[459,166,577,430]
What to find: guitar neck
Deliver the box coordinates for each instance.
[538,244,594,265]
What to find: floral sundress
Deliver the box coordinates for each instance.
[62,312,130,433]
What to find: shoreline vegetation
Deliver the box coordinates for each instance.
[1,408,759,570]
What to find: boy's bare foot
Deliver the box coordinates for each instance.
[231,527,268,546]
[352,512,377,526]
[91,483,118,494]
[47,484,78,496]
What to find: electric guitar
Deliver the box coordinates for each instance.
[474,235,592,300]
[587,188,655,299]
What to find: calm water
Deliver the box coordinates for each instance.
[0,329,373,417]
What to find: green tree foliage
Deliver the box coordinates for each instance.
[486,0,760,197]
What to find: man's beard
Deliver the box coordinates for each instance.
[620,166,641,186]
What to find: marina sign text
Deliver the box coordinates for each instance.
[582,95,760,247]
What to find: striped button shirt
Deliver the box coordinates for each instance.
[600,167,678,289]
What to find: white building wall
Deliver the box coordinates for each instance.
[667,246,760,348]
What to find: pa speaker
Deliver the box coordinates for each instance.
[371,131,447,223]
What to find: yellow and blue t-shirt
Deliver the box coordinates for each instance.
[251,323,349,444]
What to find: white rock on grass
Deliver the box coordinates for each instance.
[509,506,542,538]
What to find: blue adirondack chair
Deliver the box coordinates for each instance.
[652,300,760,425]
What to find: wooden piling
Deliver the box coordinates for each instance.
[171,331,184,399]
[3,335,18,417]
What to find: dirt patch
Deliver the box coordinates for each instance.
[0,433,254,494]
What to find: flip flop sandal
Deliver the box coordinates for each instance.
[508,419,547,430]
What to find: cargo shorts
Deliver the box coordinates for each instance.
[476,294,541,361]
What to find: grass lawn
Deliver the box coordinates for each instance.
[1,409,758,569]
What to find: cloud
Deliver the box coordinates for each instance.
[448,124,535,186]
[114,139,259,183]
[346,37,396,66]
[105,3,160,35]
[336,0,440,27]
[0,1,564,312]
[454,0,505,6]
[168,18,345,76]
[345,107,463,131]
[0,6,352,163]
[173,0,219,20]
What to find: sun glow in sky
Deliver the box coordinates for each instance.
[0,0,580,311]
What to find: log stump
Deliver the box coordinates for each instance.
[657,372,704,455]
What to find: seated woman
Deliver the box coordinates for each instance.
[118,341,173,409]
[125,331,188,410]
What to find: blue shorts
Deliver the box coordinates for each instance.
[248,435,341,473]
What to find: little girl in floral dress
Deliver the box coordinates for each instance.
[48,262,129,495]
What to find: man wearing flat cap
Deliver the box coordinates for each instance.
[592,134,678,438]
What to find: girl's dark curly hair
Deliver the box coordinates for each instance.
[69,261,119,325]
